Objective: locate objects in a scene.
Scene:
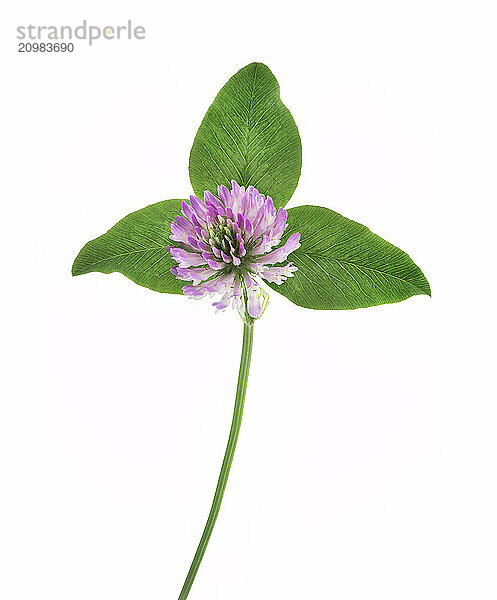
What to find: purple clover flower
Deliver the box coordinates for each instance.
[168,181,301,319]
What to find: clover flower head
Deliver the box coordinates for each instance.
[168,181,301,319]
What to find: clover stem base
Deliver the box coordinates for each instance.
[177,321,254,600]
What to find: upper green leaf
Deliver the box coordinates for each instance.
[268,205,431,310]
[72,199,184,294]
[189,62,302,209]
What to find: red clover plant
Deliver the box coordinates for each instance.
[72,62,430,599]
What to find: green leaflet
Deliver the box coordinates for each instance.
[189,62,302,209]
[72,199,184,294]
[268,205,431,310]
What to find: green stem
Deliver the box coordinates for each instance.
[178,322,254,600]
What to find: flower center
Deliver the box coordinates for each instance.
[209,222,236,255]
[207,215,248,266]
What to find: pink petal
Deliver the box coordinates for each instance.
[255,233,301,265]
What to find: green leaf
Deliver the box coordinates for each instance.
[268,205,431,310]
[72,199,185,294]
[189,62,302,209]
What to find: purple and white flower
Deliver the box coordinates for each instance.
[168,181,301,319]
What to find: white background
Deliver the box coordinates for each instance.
[2,1,496,599]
